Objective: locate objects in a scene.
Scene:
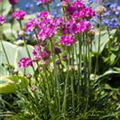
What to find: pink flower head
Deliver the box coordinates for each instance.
[80,7,95,18]
[18,57,33,68]
[12,10,26,20]
[37,11,49,19]
[9,0,18,5]
[60,35,76,46]
[78,20,91,33]
[71,11,81,21]
[38,26,55,42]
[71,0,85,10]
[62,0,69,3]
[67,5,76,15]
[62,20,78,34]
[0,15,6,25]
[38,0,52,4]
[72,7,95,21]
[25,18,40,31]
[0,0,3,3]
[32,45,51,60]
[53,17,63,27]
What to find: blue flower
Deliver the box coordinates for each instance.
[110,3,118,9]
[25,3,33,10]
[112,17,118,22]
[88,0,93,4]
[103,11,111,17]
[104,2,112,8]
[17,36,23,40]
[36,1,42,6]
[25,31,32,36]
[115,11,120,16]
[102,19,110,26]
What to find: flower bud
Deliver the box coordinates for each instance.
[95,5,106,15]
[9,0,18,5]
[62,55,68,61]
[39,59,49,66]
[13,68,18,75]
[68,65,75,72]
[54,46,61,54]
[26,74,32,79]
[55,59,61,64]
[61,0,70,8]
[30,86,37,92]
[18,30,25,37]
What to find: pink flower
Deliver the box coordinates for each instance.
[62,0,69,3]
[71,0,85,10]
[37,11,49,19]
[72,7,95,21]
[53,17,63,27]
[78,20,91,32]
[62,20,78,34]
[38,26,55,42]
[0,0,3,3]
[60,35,75,46]
[25,18,40,31]
[12,10,26,20]
[32,45,51,60]
[80,7,95,18]
[9,0,18,5]
[0,15,6,25]
[38,0,52,4]
[18,57,33,68]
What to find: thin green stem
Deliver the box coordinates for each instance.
[46,3,51,13]
[0,40,10,66]
[18,21,35,72]
[50,39,61,112]
[94,16,102,75]
[62,47,70,116]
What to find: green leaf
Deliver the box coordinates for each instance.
[98,70,120,80]
[2,23,17,42]
[0,0,11,17]
[92,30,109,54]
[0,41,36,75]
[0,75,29,93]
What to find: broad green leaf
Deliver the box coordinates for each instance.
[92,30,109,54]
[0,0,11,17]
[2,23,17,42]
[98,70,120,80]
[0,41,36,75]
[14,45,35,74]
[0,75,29,93]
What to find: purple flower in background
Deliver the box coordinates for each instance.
[18,57,33,68]
[12,10,26,20]
[9,0,18,5]
[60,35,76,46]
[0,15,6,25]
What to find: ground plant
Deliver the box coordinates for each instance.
[0,0,120,120]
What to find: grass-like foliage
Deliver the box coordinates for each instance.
[0,0,120,120]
